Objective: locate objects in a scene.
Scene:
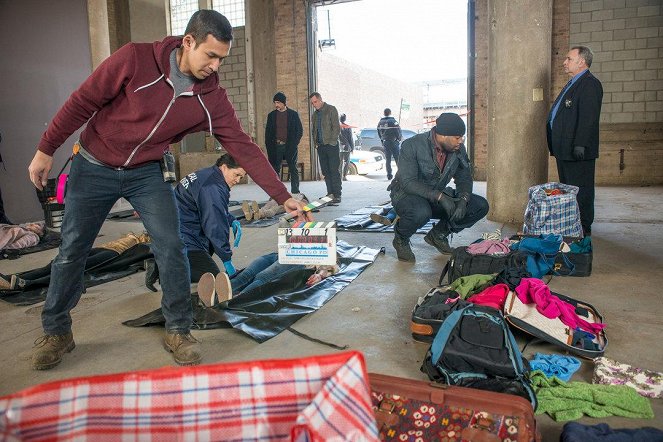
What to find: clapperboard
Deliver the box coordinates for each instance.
[277,221,337,265]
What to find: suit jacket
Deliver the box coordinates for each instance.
[546,70,603,161]
[265,108,303,151]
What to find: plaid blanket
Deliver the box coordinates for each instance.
[0,351,379,441]
[523,182,583,238]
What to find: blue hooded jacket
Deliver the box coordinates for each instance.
[175,166,235,262]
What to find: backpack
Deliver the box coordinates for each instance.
[421,304,537,409]
[440,246,529,285]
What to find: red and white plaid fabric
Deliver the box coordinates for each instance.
[0,351,378,441]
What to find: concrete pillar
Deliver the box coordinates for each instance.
[247,0,277,151]
[486,0,551,223]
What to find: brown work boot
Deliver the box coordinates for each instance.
[32,332,75,370]
[164,332,202,366]
[424,224,454,255]
[393,233,416,262]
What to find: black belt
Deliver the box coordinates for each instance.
[276,140,286,145]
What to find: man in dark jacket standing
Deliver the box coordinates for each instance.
[26,10,310,370]
[389,113,489,262]
[547,45,603,237]
[339,113,354,180]
[377,108,402,180]
[265,92,303,193]
[310,92,342,203]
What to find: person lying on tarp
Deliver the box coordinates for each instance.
[145,153,244,291]
[1,232,150,291]
[241,193,309,221]
[0,221,46,253]
[196,252,339,308]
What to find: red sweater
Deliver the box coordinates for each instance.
[38,36,290,204]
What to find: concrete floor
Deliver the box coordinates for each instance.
[1,170,662,440]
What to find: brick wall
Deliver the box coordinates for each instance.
[274,0,314,180]
[570,0,663,124]
[474,0,663,184]
[218,26,250,135]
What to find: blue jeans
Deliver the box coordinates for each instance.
[230,252,302,295]
[42,154,192,335]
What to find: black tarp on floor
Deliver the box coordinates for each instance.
[123,241,381,343]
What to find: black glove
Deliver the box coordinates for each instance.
[435,192,456,218]
[572,146,586,160]
[452,197,468,222]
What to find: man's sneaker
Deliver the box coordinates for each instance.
[215,272,233,303]
[163,332,202,366]
[32,332,75,370]
[393,234,416,262]
[144,259,159,292]
[242,201,253,221]
[424,230,454,254]
[331,195,342,204]
[197,272,216,307]
[370,213,393,227]
[387,175,393,180]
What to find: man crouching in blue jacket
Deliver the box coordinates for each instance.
[174,154,244,283]
[388,113,489,262]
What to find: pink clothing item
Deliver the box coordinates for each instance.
[466,239,511,255]
[515,278,605,335]
[0,222,45,250]
[468,283,511,310]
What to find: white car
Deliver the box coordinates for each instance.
[348,150,385,175]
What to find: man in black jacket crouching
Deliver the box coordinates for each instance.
[388,113,489,262]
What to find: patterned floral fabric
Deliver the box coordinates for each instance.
[371,391,522,441]
[593,357,663,399]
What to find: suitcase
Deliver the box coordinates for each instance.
[369,373,540,442]
[410,286,470,343]
[503,290,607,358]
[440,247,529,285]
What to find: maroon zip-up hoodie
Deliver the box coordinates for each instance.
[38,36,290,204]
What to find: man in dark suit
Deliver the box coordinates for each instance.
[265,92,304,193]
[547,45,603,237]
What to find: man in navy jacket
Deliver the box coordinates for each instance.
[547,46,603,237]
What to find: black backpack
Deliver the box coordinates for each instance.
[421,304,537,409]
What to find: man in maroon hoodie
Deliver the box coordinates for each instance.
[27,10,310,369]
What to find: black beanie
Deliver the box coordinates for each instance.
[434,113,466,136]
[273,92,286,105]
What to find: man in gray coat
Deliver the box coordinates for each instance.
[310,92,342,203]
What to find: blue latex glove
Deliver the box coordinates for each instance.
[223,260,237,276]
[231,220,242,248]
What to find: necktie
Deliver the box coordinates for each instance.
[549,79,573,126]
